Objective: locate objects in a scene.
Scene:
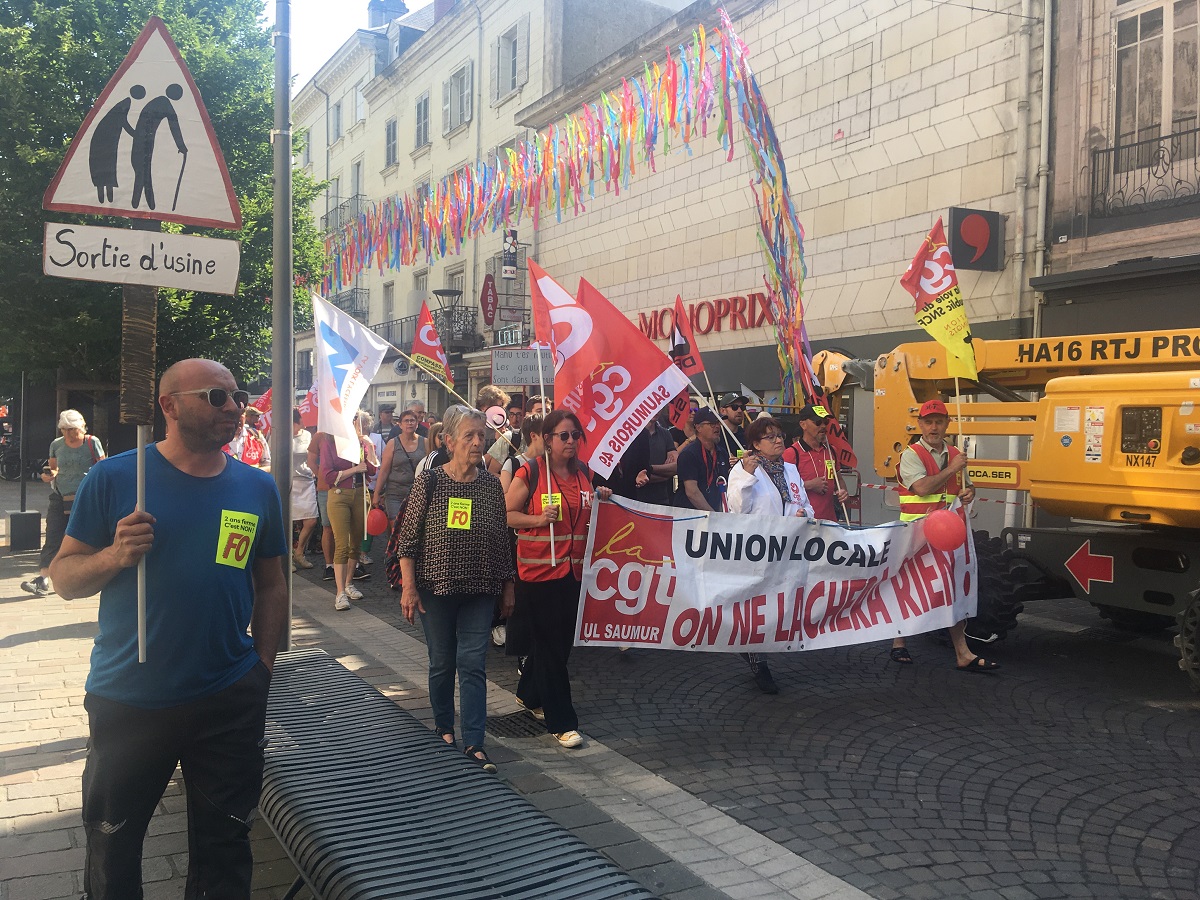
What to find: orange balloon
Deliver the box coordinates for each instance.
[924,509,966,551]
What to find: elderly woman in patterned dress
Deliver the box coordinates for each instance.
[395,405,515,773]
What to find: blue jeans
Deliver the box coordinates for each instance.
[418,591,495,747]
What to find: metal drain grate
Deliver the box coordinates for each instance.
[486,711,546,738]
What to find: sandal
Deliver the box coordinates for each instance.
[435,728,455,746]
[890,647,914,665]
[957,656,1000,673]
[464,745,498,773]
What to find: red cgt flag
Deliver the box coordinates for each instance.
[668,295,704,376]
[529,261,689,476]
[411,300,453,386]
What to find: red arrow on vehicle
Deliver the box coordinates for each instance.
[1064,540,1114,593]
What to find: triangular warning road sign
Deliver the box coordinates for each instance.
[43,17,242,230]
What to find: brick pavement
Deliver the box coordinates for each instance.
[4,477,1200,899]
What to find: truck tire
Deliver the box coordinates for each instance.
[1095,605,1176,633]
[1174,592,1200,693]
[967,532,1025,644]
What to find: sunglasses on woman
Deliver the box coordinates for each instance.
[170,388,250,408]
[551,429,584,442]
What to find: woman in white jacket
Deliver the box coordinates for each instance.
[726,415,813,695]
[728,416,815,518]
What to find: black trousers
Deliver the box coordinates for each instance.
[40,492,69,570]
[81,661,272,900]
[515,575,581,734]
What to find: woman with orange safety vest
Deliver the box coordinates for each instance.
[506,410,612,749]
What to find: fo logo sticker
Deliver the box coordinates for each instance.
[216,510,259,569]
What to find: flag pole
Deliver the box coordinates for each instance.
[954,375,973,494]
[382,338,519,452]
[533,343,556,567]
[686,382,744,452]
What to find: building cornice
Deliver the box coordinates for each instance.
[294,31,385,119]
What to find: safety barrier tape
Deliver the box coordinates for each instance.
[858,482,1030,508]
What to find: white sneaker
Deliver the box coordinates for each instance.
[334,592,351,611]
[359,553,373,565]
[554,730,583,749]
[491,625,506,647]
[345,584,363,601]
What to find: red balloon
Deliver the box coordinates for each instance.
[366,507,390,537]
[924,509,966,551]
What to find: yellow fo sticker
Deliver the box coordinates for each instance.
[824,459,836,479]
[447,497,473,529]
[541,493,563,521]
[216,510,259,569]
[812,405,830,417]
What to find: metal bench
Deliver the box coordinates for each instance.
[262,648,656,900]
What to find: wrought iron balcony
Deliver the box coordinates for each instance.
[321,193,367,234]
[1091,125,1200,219]
[331,287,369,323]
[491,309,532,347]
[372,306,482,355]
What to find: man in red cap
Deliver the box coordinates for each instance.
[891,399,997,671]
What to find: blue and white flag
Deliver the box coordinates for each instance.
[311,293,389,461]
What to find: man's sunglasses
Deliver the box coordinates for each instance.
[727,403,746,411]
[551,429,584,442]
[171,388,250,408]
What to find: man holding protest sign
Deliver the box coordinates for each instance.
[51,359,289,899]
[891,399,996,671]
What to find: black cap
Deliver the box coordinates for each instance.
[693,408,721,427]
[798,404,832,422]
[719,392,748,407]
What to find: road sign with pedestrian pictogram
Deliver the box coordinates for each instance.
[42,16,242,230]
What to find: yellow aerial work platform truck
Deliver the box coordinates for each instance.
[816,327,1200,688]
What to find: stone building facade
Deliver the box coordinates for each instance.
[1034,0,1200,334]
[524,0,1048,397]
[292,0,685,413]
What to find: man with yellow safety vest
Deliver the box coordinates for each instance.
[890,400,998,672]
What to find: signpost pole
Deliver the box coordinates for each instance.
[271,0,294,650]
[120,223,160,664]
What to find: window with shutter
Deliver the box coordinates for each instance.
[385,118,398,166]
[331,101,343,141]
[444,61,474,131]
[516,14,530,89]
[415,92,430,148]
[490,39,500,105]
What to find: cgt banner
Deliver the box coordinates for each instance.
[576,498,976,652]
